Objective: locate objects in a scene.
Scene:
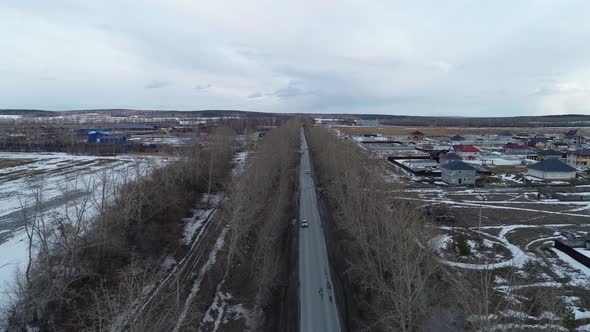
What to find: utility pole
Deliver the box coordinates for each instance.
[478,204,482,237]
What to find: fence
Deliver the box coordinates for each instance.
[554,240,590,269]
[387,156,441,177]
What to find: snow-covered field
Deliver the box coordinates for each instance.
[404,184,590,329]
[0,152,166,308]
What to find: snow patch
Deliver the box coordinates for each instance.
[173,227,229,332]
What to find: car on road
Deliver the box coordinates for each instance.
[301,219,309,228]
[305,170,311,174]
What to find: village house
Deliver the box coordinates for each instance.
[568,148,590,166]
[564,130,587,145]
[441,161,477,185]
[494,131,514,144]
[410,130,425,141]
[504,143,530,155]
[449,135,465,142]
[453,145,480,160]
[439,152,463,165]
[538,149,565,161]
[527,159,577,180]
[528,139,547,149]
[551,141,569,150]
[497,131,513,137]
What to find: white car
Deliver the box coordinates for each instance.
[301,219,309,228]
[305,170,311,174]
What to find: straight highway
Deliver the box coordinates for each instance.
[299,128,342,332]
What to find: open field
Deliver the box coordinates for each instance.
[335,126,590,136]
[0,152,166,306]
[398,185,590,328]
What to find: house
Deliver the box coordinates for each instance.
[538,149,565,161]
[567,133,586,145]
[419,144,434,152]
[410,130,425,141]
[449,135,465,142]
[552,142,569,150]
[527,138,549,149]
[439,152,463,165]
[441,161,477,185]
[453,145,480,160]
[527,159,577,180]
[568,148,590,166]
[504,143,530,155]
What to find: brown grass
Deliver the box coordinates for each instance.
[0,158,37,169]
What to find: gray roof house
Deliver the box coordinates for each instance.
[449,135,465,141]
[538,149,564,160]
[439,152,463,165]
[441,161,476,185]
[527,159,577,180]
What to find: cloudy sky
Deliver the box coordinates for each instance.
[1,0,590,116]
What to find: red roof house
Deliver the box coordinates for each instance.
[504,143,529,155]
[453,145,480,153]
[410,130,425,141]
[453,145,480,160]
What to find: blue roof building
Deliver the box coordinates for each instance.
[98,135,127,144]
[87,131,108,143]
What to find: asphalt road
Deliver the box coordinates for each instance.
[299,129,342,332]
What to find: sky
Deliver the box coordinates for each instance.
[1,0,590,116]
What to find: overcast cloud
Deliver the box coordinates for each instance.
[1,0,589,116]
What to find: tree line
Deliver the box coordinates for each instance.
[220,118,301,330]
[3,127,236,330]
[306,126,571,331]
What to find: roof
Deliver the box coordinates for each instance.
[113,125,157,130]
[411,130,425,136]
[497,131,513,136]
[528,159,577,173]
[565,129,578,137]
[529,137,549,143]
[539,149,563,156]
[443,152,463,160]
[504,143,528,150]
[453,145,480,153]
[572,148,590,157]
[441,161,476,171]
[449,135,465,141]
[76,128,111,132]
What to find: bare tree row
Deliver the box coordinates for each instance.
[4,127,237,331]
[306,126,576,331]
[218,119,301,329]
